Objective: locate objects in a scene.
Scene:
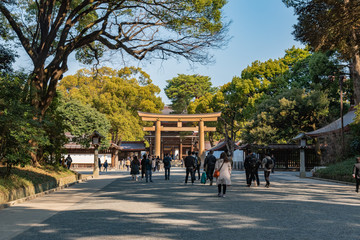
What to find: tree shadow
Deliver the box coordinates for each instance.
[10,170,360,240]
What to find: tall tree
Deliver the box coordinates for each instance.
[242,88,329,144]
[0,0,228,120]
[283,0,360,104]
[165,74,214,113]
[58,67,164,144]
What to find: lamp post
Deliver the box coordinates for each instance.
[91,131,104,178]
[293,133,308,178]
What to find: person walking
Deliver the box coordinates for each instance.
[152,156,157,172]
[141,154,147,180]
[163,153,172,180]
[262,154,274,188]
[248,151,261,187]
[204,150,217,185]
[65,155,72,169]
[352,156,360,193]
[98,158,102,172]
[271,153,276,173]
[103,160,109,172]
[130,156,140,181]
[184,151,196,185]
[215,152,232,197]
[125,157,131,171]
[244,151,253,186]
[145,154,153,183]
[194,152,201,180]
[156,156,161,172]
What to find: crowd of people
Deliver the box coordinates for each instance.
[63,152,360,195]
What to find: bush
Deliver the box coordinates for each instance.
[314,157,358,183]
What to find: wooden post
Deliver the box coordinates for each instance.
[199,119,205,165]
[155,119,161,158]
[179,140,183,160]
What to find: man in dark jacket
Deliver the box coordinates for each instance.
[246,151,260,187]
[184,150,196,184]
[141,154,147,180]
[244,151,253,186]
[144,154,153,183]
[204,150,217,185]
[352,156,360,193]
[163,153,172,180]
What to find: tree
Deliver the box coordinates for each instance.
[58,67,164,144]
[0,74,46,174]
[283,0,360,104]
[0,44,16,73]
[57,99,111,147]
[165,74,214,113]
[242,88,329,144]
[0,0,228,120]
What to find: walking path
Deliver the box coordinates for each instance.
[0,169,359,240]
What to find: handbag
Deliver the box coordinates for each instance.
[213,160,225,178]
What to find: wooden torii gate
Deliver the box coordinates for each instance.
[138,111,221,162]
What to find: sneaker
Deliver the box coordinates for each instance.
[222,194,226,198]
[218,193,222,197]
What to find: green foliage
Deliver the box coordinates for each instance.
[58,67,164,143]
[314,157,359,183]
[57,99,111,148]
[0,44,16,73]
[283,0,360,104]
[165,74,214,113]
[0,74,46,174]
[243,88,329,144]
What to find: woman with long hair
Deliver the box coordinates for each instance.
[130,156,140,181]
[214,152,232,197]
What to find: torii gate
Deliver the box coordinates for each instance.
[138,111,221,162]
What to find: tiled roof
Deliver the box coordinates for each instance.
[119,141,146,151]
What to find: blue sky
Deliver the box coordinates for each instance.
[14,0,304,104]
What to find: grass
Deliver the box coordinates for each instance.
[0,165,76,195]
[314,156,359,183]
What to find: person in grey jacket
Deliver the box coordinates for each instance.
[262,154,274,188]
[352,156,360,193]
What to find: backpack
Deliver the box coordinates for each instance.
[265,158,274,169]
[249,155,258,169]
[163,157,170,167]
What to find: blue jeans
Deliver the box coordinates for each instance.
[146,169,152,182]
[165,167,170,180]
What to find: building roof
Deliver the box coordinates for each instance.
[207,141,240,151]
[119,141,146,151]
[305,110,356,137]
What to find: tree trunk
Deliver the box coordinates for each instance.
[351,54,360,105]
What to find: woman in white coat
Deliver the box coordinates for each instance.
[214,152,232,197]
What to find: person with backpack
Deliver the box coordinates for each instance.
[184,151,196,185]
[204,150,217,185]
[163,153,172,180]
[352,156,360,193]
[248,151,261,187]
[215,152,232,197]
[262,154,274,188]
